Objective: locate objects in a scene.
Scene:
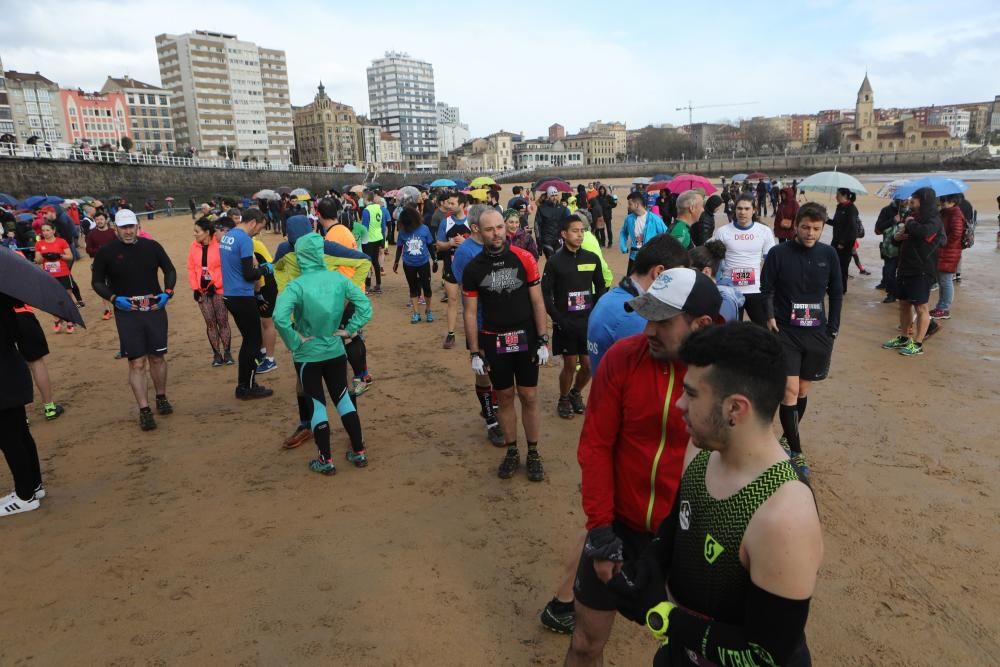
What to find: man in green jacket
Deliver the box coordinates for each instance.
[273,233,373,475]
[668,190,703,250]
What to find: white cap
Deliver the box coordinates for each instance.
[114,209,138,227]
[546,186,559,197]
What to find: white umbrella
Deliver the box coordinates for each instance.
[632,177,651,185]
[874,179,911,199]
[253,189,280,201]
[797,171,867,195]
[342,164,361,173]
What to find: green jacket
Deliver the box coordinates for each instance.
[273,233,372,363]
[669,219,693,249]
[581,230,613,288]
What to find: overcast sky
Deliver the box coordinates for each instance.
[5,0,999,138]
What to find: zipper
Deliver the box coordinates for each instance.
[645,362,676,531]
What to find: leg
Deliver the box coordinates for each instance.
[297,361,332,461]
[935,272,954,312]
[0,405,43,501]
[572,354,592,393]
[604,220,613,248]
[445,280,460,335]
[780,375,802,454]
[913,303,931,343]
[260,317,276,358]
[420,264,433,318]
[198,296,222,354]
[495,387,518,448]
[147,353,167,396]
[565,603,617,667]
[27,359,53,405]
[323,357,365,453]
[225,296,263,387]
[559,354,576,397]
[838,250,852,293]
[898,300,914,336]
[211,294,232,353]
[128,356,150,409]
[518,385,540,443]
[372,244,383,287]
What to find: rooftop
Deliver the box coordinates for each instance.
[5,70,57,86]
[105,76,163,91]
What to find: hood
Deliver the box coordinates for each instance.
[705,194,723,214]
[286,215,313,247]
[294,232,326,273]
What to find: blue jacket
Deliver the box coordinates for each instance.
[274,216,368,264]
[586,277,646,371]
[618,210,668,260]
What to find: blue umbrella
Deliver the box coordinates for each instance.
[650,173,673,182]
[429,178,456,187]
[452,179,469,190]
[0,193,18,206]
[893,176,967,201]
[20,195,64,209]
[16,213,34,223]
[731,173,749,182]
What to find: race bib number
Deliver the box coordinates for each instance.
[567,290,592,312]
[634,234,644,249]
[791,303,823,327]
[43,261,61,274]
[730,267,756,287]
[129,295,154,312]
[201,267,212,281]
[496,329,527,354]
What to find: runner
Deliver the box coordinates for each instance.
[246,208,279,375]
[15,304,64,420]
[542,213,608,419]
[33,221,76,333]
[506,207,538,259]
[85,211,117,319]
[608,322,822,667]
[535,186,570,259]
[462,208,550,481]
[219,208,274,399]
[761,203,842,478]
[711,193,776,325]
[393,207,435,324]
[273,232,373,475]
[564,267,721,666]
[437,192,471,349]
[361,193,388,295]
[453,204,504,447]
[91,209,176,431]
[187,217,232,366]
[619,191,669,275]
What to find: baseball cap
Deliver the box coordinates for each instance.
[626,268,722,322]
[114,209,138,227]
[546,186,558,196]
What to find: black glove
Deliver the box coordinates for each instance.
[193,290,202,303]
[256,293,269,315]
[607,538,670,624]
[432,260,439,274]
[583,525,624,562]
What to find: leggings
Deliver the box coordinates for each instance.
[403,262,432,298]
[296,357,364,460]
[198,292,231,355]
[224,295,262,387]
[363,242,383,288]
[836,249,852,294]
[0,405,42,501]
[594,226,607,247]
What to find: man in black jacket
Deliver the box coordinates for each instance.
[596,185,616,248]
[534,187,569,259]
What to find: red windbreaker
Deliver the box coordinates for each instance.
[578,334,689,534]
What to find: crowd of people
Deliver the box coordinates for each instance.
[0,172,991,666]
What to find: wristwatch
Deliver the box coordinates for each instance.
[538,333,550,344]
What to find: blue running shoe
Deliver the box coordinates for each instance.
[411,312,421,324]
[256,358,278,374]
[425,311,434,323]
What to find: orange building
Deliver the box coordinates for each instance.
[58,89,130,147]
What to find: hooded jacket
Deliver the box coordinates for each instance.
[534,200,569,250]
[897,197,944,277]
[273,233,372,363]
[273,215,371,291]
[619,209,668,260]
[773,187,799,241]
[691,195,722,247]
[936,205,965,274]
[827,201,859,250]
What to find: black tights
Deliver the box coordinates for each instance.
[0,405,42,501]
[296,357,364,460]
[363,242,382,288]
[224,295,262,387]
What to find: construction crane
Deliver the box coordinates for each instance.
[675,101,758,126]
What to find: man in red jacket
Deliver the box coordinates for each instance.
[565,267,721,666]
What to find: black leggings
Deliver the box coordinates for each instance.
[740,292,769,326]
[403,262,432,298]
[604,220,613,248]
[363,242,383,288]
[346,336,367,378]
[224,295,262,387]
[0,405,42,501]
[296,357,364,460]
[836,249,852,294]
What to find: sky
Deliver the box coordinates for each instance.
[4,0,999,139]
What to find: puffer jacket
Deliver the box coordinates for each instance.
[937,205,965,274]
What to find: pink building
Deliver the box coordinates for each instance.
[59,89,130,147]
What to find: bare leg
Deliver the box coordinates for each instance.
[261,317,276,357]
[27,359,53,404]
[147,353,167,396]
[573,355,592,393]
[128,357,150,409]
[445,281,460,333]
[496,387,517,444]
[559,354,577,396]
[555,532,587,602]
[897,300,913,335]
[518,385,540,443]
[565,602,617,667]
[913,303,931,343]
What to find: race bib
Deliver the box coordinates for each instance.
[495,329,527,354]
[567,290,592,312]
[730,267,756,287]
[790,303,823,327]
[201,267,212,281]
[43,261,61,274]
[129,295,155,312]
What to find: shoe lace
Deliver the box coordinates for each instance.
[526,451,543,471]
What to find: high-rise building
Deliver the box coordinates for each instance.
[367,51,438,165]
[155,30,293,160]
[101,76,175,154]
[5,70,67,144]
[436,101,460,125]
[57,89,130,148]
[435,100,469,157]
[0,55,15,140]
[292,82,361,167]
[355,116,382,171]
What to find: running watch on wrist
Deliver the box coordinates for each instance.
[538,333,549,344]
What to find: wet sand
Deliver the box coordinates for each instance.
[1,177,998,665]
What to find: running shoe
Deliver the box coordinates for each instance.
[930,283,939,291]
[568,388,586,415]
[881,295,896,304]
[925,320,941,339]
[859,269,871,275]
[540,599,575,634]
[1,491,40,517]
[486,423,505,447]
[443,332,456,349]
[223,351,235,365]
[352,377,370,397]
[235,384,274,400]
[418,296,426,305]
[155,396,173,416]
[52,322,61,334]
[76,300,86,307]
[346,449,368,468]
[212,354,225,367]
[65,323,75,334]
[309,456,337,476]
[411,312,421,324]
[929,308,951,320]
[557,396,574,419]
[498,449,520,479]
[954,273,962,283]
[102,309,112,321]
[526,450,545,482]
[881,335,909,350]
[256,358,278,374]
[371,286,383,295]
[33,484,46,499]
[139,409,157,431]
[898,340,924,356]
[874,283,886,290]
[440,293,449,303]
[425,311,434,323]
[44,403,64,421]
[791,453,810,479]
[282,425,312,449]
[779,435,791,456]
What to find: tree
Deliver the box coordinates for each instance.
[217,145,229,158]
[633,127,698,161]
[120,136,134,152]
[741,122,789,155]
[816,125,841,151]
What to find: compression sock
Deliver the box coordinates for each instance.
[796,396,808,421]
[779,405,801,455]
[550,596,574,610]
[476,385,496,422]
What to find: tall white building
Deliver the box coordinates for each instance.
[155,30,293,161]
[927,108,971,139]
[367,51,438,165]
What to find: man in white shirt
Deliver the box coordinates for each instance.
[712,193,776,325]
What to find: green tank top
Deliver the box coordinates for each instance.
[667,450,800,625]
[365,204,384,243]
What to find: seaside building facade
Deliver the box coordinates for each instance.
[101,76,175,154]
[367,51,438,166]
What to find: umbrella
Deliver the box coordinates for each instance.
[747,171,769,181]
[366,182,383,191]
[531,176,568,189]
[290,187,311,198]
[107,194,123,201]
[21,195,63,209]
[665,174,718,195]
[893,176,968,201]
[647,180,674,192]
[384,189,402,198]
[452,179,469,190]
[0,248,85,327]
[429,178,456,187]
[534,179,572,193]
[350,185,365,194]
[875,179,911,199]
[650,174,673,182]
[470,176,496,188]
[467,188,489,202]
[0,193,18,206]
[341,164,361,173]
[253,189,280,201]
[397,186,421,205]
[78,196,97,204]
[797,171,867,195]
[16,213,34,223]
[276,186,293,195]
[632,177,651,185]
[294,194,311,201]
[731,173,748,182]
[405,184,428,192]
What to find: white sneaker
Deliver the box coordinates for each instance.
[1,491,40,516]
[34,484,46,499]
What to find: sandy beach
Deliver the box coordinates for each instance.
[1,174,998,666]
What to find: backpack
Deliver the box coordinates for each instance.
[961,209,977,249]
[880,223,902,259]
[855,216,866,239]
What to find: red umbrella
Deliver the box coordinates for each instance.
[666,174,718,195]
[747,171,769,181]
[647,180,674,192]
[534,179,573,193]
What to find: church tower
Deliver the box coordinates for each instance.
[855,74,874,131]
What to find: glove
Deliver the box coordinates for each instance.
[607,539,670,624]
[583,525,624,562]
[646,600,677,645]
[470,352,488,376]
[535,343,550,367]
[193,290,202,302]
[432,260,439,274]
[155,292,171,309]
[113,296,133,311]
[258,261,274,275]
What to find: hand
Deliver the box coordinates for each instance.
[113,296,134,311]
[432,260,439,274]
[206,283,216,297]
[298,335,315,345]
[154,292,171,309]
[767,318,779,333]
[584,525,624,563]
[334,328,352,339]
[193,290,202,303]
[471,352,488,376]
[536,344,550,366]
[258,261,274,275]
[827,327,838,341]
[593,559,622,584]
[393,262,399,274]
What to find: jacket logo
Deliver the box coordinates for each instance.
[679,501,691,530]
[704,534,724,564]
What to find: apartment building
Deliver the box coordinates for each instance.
[367,51,438,165]
[101,76,175,153]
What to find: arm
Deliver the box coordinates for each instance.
[462,293,479,353]
[540,260,561,323]
[593,255,609,298]
[272,285,302,352]
[343,280,373,333]
[435,221,452,252]
[393,242,403,266]
[91,252,114,301]
[760,249,778,330]
[618,217,629,254]
[578,348,625,529]
[361,208,371,231]
[826,247,844,333]
[528,283,548,343]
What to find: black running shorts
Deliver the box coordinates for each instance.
[896,273,932,305]
[574,520,653,611]
[553,323,588,356]
[15,311,49,362]
[480,332,539,391]
[115,308,168,360]
[258,283,278,319]
[778,327,833,382]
